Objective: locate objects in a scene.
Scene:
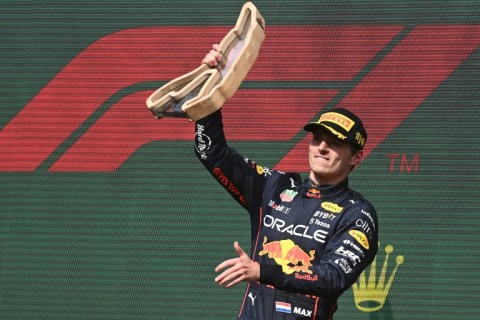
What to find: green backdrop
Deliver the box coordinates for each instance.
[1,1,480,319]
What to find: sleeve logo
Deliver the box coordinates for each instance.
[349,230,370,249]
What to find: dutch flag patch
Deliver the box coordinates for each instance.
[275,301,292,314]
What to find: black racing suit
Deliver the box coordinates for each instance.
[194,110,378,320]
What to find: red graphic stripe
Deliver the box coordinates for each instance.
[249,26,404,81]
[0,26,399,171]
[276,25,480,172]
[0,27,219,172]
[49,89,338,171]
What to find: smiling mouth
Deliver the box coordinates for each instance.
[314,155,329,161]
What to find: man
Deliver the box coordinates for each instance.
[194,45,378,319]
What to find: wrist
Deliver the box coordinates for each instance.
[259,264,283,286]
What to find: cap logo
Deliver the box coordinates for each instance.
[355,132,366,148]
[319,112,355,132]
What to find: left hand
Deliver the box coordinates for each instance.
[215,242,260,288]
[201,44,225,69]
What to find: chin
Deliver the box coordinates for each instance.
[310,163,328,173]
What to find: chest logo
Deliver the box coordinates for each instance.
[321,201,343,213]
[279,189,298,202]
[306,188,321,199]
[259,236,315,275]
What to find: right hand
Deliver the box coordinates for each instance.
[202,44,225,69]
[214,242,260,288]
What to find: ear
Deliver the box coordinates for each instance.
[351,150,364,168]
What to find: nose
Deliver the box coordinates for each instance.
[318,140,329,152]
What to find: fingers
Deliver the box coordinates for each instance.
[214,242,260,288]
[201,50,221,67]
[215,259,245,288]
[214,244,242,287]
[214,257,238,273]
[214,242,246,273]
[218,270,247,288]
[201,43,225,69]
[234,241,245,256]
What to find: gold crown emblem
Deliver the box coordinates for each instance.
[352,244,404,312]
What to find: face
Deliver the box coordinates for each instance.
[308,128,364,185]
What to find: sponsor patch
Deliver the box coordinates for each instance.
[259,236,316,275]
[313,210,337,221]
[321,202,343,213]
[335,258,353,274]
[263,215,328,244]
[268,200,291,214]
[279,189,298,202]
[335,246,361,266]
[320,112,355,132]
[349,230,370,249]
[355,131,366,148]
[256,165,272,176]
[194,124,211,160]
[356,218,373,236]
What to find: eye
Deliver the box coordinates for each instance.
[330,140,342,147]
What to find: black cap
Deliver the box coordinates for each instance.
[304,108,367,150]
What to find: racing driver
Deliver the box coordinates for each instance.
[194,45,379,319]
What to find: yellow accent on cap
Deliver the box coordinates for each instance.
[321,124,347,140]
[319,112,355,132]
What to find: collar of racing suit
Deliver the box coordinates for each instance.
[300,178,349,198]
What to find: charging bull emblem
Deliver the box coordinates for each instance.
[259,236,315,274]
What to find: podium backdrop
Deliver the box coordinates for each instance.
[1,1,479,319]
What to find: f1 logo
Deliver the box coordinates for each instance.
[1,25,479,172]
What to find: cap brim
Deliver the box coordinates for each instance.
[303,122,321,132]
[304,123,351,143]
[304,122,335,134]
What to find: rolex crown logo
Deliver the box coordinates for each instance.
[352,244,404,312]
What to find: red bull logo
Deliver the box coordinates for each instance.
[306,188,321,199]
[259,236,316,275]
[259,237,283,259]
